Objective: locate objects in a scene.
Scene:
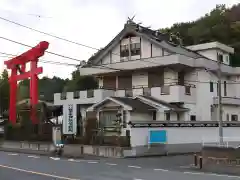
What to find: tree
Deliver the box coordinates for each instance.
[159,3,240,66]
[17,76,67,102]
[63,69,98,92]
[0,69,10,114]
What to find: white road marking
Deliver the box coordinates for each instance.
[183,171,204,175]
[28,155,40,159]
[0,164,80,180]
[106,163,117,166]
[128,165,141,169]
[8,153,18,156]
[133,178,144,180]
[183,171,240,178]
[87,161,98,164]
[154,168,169,172]
[68,159,75,162]
[50,157,60,161]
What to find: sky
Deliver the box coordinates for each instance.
[0,0,239,79]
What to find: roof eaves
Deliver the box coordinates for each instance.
[87,28,131,66]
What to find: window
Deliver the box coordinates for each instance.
[217,53,223,63]
[225,55,229,63]
[109,50,112,63]
[165,112,170,121]
[185,86,191,95]
[210,81,214,92]
[120,44,129,57]
[231,115,238,121]
[190,115,196,121]
[150,44,153,57]
[226,114,229,121]
[130,43,141,56]
[152,111,156,121]
[224,81,227,96]
[177,113,180,121]
[122,111,127,128]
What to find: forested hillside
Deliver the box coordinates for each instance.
[160,4,240,66]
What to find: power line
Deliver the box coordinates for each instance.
[0,16,100,51]
[0,16,122,57]
[1,50,239,85]
[0,36,84,62]
[0,52,78,67]
[0,32,238,85]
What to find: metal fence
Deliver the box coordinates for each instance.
[202,137,240,148]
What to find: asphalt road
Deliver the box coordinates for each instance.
[0,151,240,180]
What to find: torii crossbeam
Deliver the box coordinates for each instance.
[4,41,49,124]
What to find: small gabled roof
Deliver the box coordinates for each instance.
[136,95,189,112]
[111,97,156,111]
[87,96,157,112]
[86,20,204,66]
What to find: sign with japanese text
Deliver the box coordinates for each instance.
[63,104,77,134]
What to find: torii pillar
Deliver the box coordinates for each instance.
[4,41,49,124]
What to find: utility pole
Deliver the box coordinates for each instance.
[217,55,223,146]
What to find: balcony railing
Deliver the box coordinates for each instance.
[73,91,80,99]
[87,90,94,98]
[161,86,170,95]
[60,92,66,100]
[125,89,133,97]
[143,87,151,96]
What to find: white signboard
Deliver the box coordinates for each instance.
[63,104,77,135]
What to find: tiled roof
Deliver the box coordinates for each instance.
[86,20,205,66]
[111,97,156,111]
[138,95,189,112]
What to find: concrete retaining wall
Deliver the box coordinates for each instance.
[198,146,240,175]
[128,143,202,157]
[0,141,127,158]
[0,140,203,157]
[63,144,125,158]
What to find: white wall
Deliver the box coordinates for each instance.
[132,71,148,88]
[192,68,240,121]
[130,112,152,121]
[196,49,230,65]
[164,68,178,84]
[54,89,115,105]
[99,36,168,65]
[222,105,240,121]
[141,38,151,58]
[130,127,240,147]
[198,49,218,61]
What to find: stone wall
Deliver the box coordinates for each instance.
[198,146,240,175]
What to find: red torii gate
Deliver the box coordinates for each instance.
[4,41,49,124]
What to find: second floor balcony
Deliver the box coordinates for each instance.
[54,89,115,105]
[54,82,196,105]
[213,97,240,106]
